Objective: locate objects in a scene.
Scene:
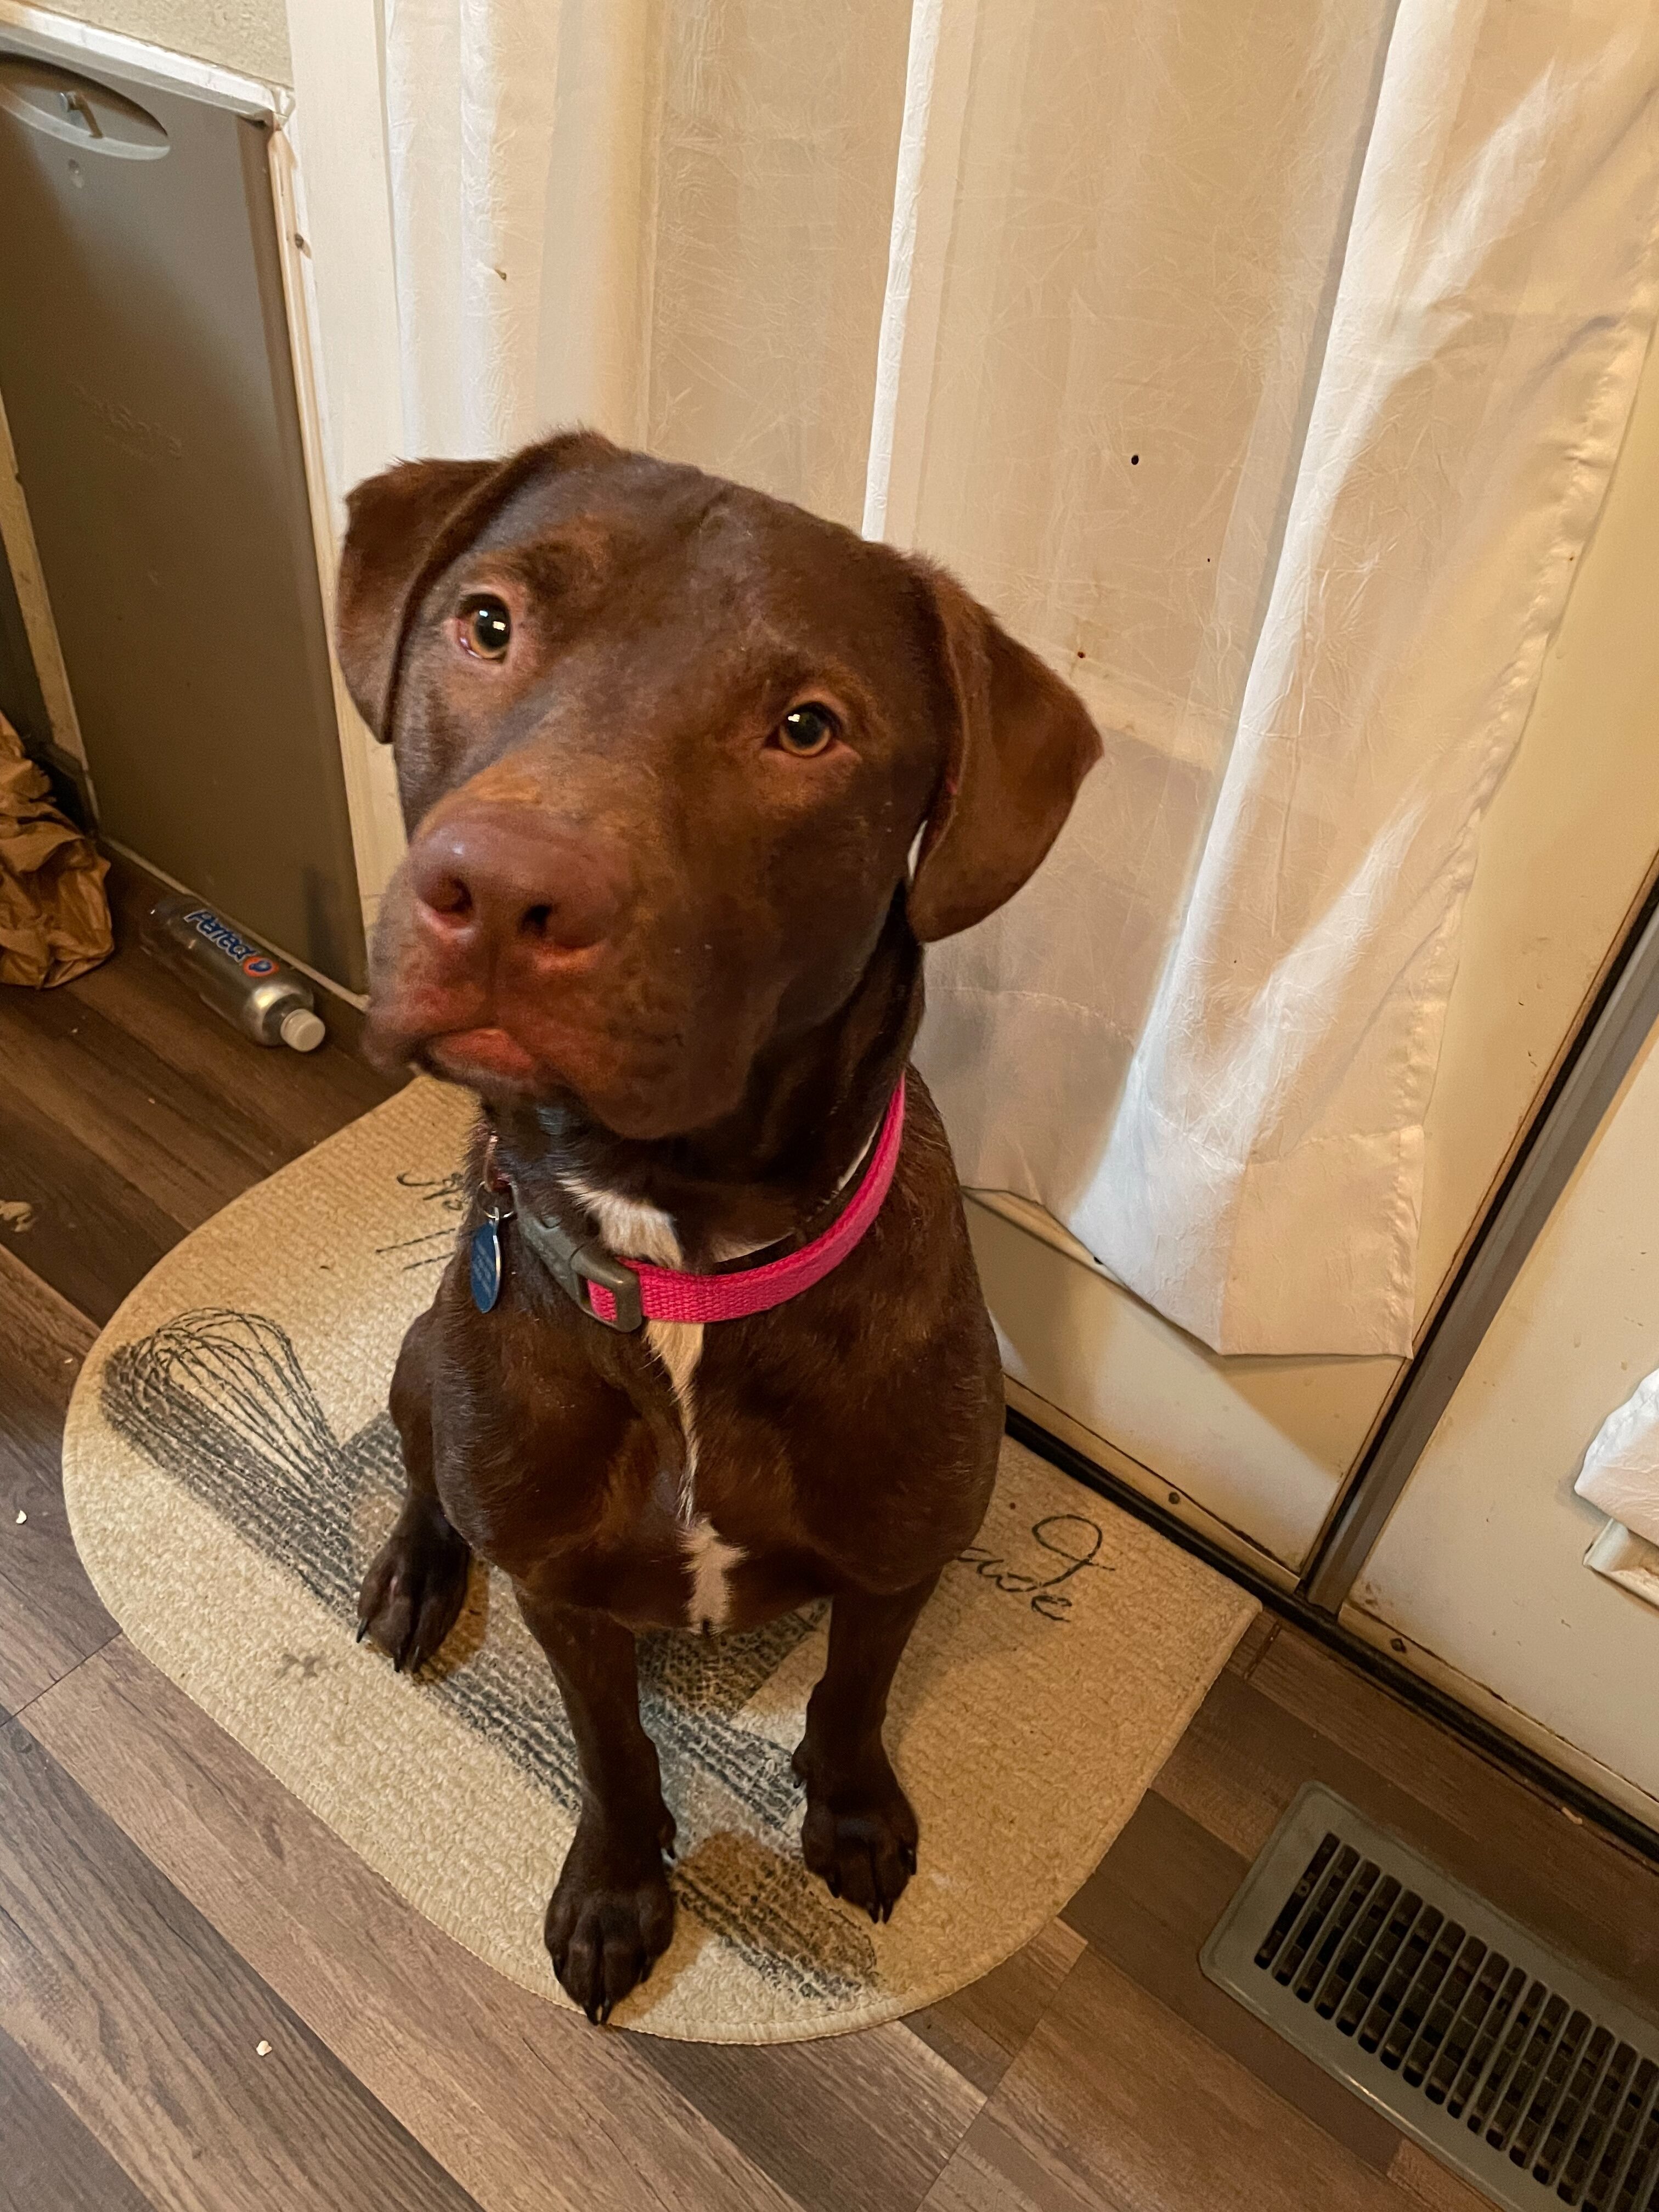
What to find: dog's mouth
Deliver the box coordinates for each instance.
[371,988,712,1137]
[362,970,572,1098]
[391,1013,600,1110]
[421,1025,543,1090]
[365,885,752,1136]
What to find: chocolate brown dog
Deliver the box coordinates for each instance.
[337,431,1098,2022]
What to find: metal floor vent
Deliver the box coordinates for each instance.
[1202,1785,1659,2211]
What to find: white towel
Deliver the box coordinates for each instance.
[1575,1368,1659,1549]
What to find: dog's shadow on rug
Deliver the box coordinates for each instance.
[103,1306,880,2006]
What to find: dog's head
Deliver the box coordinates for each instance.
[338,432,1098,1138]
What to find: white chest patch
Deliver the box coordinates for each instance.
[682,1518,747,1635]
[564,1176,743,1633]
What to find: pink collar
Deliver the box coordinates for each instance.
[510,1079,907,1331]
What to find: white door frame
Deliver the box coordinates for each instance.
[274,0,410,930]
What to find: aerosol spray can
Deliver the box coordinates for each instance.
[141,896,327,1052]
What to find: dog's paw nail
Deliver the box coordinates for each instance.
[354,1619,368,1644]
[900,1844,917,1875]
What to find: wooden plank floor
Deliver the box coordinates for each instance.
[5,871,1659,2210]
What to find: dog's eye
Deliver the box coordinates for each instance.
[774,703,838,758]
[458,594,511,661]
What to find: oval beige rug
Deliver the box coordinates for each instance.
[61,1077,1256,2044]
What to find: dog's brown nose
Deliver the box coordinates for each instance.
[408,804,625,962]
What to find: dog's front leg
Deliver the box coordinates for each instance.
[357,1310,472,1671]
[517,1590,676,2022]
[793,1573,939,1923]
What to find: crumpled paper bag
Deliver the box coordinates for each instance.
[0,712,112,988]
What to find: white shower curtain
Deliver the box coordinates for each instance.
[375,0,1659,1357]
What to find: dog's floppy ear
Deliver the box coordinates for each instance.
[334,431,620,742]
[907,565,1101,942]
[335,459,496,741]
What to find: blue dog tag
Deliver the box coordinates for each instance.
[470,1217,503,1312]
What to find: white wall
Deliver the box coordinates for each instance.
[30,0,290,82]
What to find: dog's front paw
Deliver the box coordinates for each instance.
[794,1745,919,1923]
[545,1812,676,2024]
[356,1499,471,1673]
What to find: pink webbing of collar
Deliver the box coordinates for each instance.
[585,1078,906,1328]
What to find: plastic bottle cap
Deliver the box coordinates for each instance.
[280,1007,326,1053]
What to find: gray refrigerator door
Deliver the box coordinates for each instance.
[0,46,366,990]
